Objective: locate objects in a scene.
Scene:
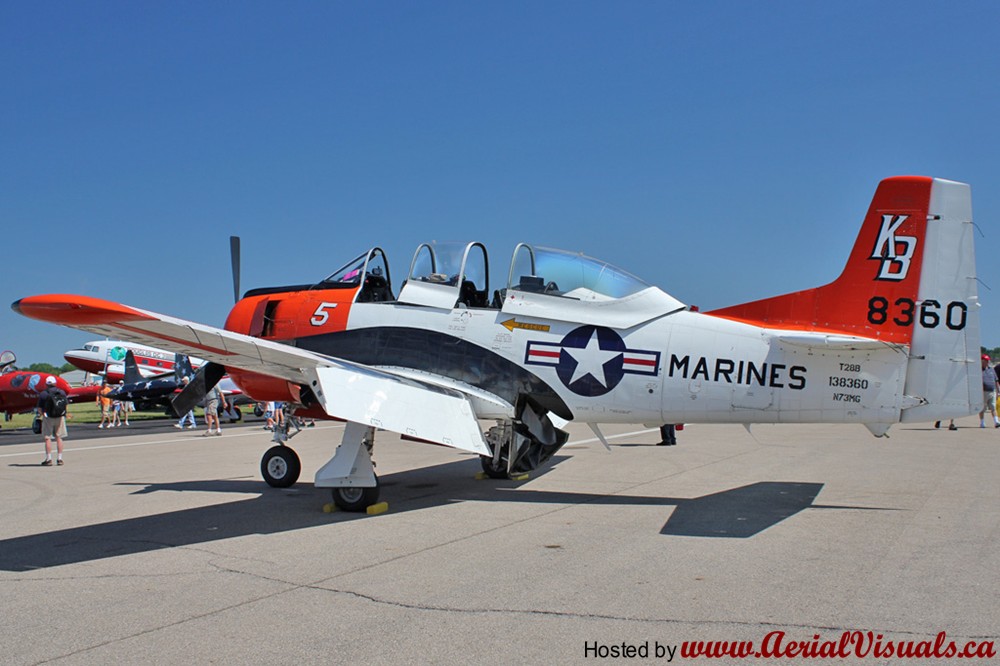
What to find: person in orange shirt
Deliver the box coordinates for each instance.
[97,381,113,429]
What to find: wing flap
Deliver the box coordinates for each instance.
[309,366,489,455]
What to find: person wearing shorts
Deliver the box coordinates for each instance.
[36,376,66,466]
[203,385,226,436]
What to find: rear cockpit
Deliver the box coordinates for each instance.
[505,243,654,302]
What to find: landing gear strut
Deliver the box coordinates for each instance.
[479,401,569,479]
[316,421,381,512]
[480,421,513,479]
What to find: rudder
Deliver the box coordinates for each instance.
[899,179,979,421]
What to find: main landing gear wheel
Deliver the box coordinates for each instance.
[479,454,509,480]
[261,445,301,488]
[332,475,380,512]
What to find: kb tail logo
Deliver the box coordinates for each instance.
[870,214,916,281]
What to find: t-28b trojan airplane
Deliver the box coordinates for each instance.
[13,176,981,510]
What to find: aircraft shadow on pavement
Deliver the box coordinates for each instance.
[0,457,896,571]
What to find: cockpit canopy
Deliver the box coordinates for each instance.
[321,241,685,327]
[319,247,393,303]
[506,244,651,301]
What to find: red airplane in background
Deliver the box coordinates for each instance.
[0,351,101,429]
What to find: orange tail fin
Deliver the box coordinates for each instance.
[709,176,980,421]
[710,176,938,344]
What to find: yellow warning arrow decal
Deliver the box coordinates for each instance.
[501,318,550,333]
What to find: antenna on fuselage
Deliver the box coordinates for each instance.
[230,236,241,303]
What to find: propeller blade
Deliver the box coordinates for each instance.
[170,362,226,417]
[230,236,241,303]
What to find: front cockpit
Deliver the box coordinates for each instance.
[0,350,16,374]
[316,247,394,303]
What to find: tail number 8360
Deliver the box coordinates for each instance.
[867,297,967,330]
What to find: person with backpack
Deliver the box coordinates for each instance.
[36,375,68,466]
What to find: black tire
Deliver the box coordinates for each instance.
[229,407,242,423]
[479,454,509,479]
[332,475,380,512]
[260,445,301,488]
[253,404,264,418]
[32,418,41,435]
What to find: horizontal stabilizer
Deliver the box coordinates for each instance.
[775,333,901,351]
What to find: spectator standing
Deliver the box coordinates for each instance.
[174,376,197,429]
[203,384,226,436]
[36,376,67,466]
[263,401,275,431]
[97,381,112,429]
[110,383,123,427]
[980,354,999,428]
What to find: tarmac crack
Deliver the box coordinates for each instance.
[289,584,1000,642]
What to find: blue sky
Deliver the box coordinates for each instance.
[3,1,999,365]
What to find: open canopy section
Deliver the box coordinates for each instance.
[397,241,490,309]
[316,247,394,303]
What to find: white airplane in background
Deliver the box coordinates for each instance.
[64,340,205,383]
[15,177,981,512]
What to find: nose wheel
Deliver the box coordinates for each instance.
[261,445,301,488]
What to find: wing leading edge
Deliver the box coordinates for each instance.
[12,294,488,455]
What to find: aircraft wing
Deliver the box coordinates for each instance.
[12,295,489,455]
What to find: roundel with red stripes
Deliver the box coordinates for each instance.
[524,325,661,397]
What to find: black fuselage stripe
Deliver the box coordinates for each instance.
[294,327,572,419]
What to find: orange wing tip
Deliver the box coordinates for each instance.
[12,295,151,326]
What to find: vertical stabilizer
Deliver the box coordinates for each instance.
[174,354,194,381]
[122,350,144,384]
[709,176,980,420]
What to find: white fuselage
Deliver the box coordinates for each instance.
[340,297,909,428]
[64,340,205,381]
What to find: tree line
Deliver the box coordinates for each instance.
[17,362,79,375]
